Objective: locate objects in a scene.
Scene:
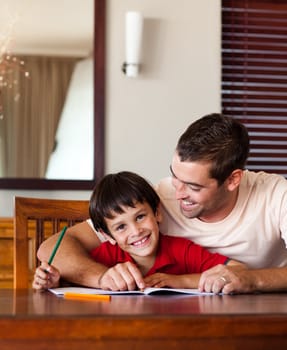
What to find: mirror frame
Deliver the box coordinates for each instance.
[0,0,105,190]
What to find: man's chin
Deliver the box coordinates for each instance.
[180,207,200,219]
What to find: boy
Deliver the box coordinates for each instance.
[33,171,245,292]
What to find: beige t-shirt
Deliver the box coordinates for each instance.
[156,170,287,268]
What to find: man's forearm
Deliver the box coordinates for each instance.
[37,227,107,288]
[250,267,287,292]
[60,254,108,288]
[198,263,287,294]
[223,266,287,294]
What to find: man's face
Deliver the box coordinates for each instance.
[170,153,231,222]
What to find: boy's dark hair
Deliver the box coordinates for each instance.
[89,171,160,235]
[176,113,250,185]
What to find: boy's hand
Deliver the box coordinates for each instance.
[32,261,60,290]
[98,262,145,291]
[144,273,186,289]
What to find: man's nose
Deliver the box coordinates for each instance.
[172,178,187,199]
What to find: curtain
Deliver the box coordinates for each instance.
[0,55,78,177]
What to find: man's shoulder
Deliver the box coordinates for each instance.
[242,170,287,188]
[240,170,287,204]
[155,177,174,198]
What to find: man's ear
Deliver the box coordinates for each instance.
[155,203,163,223]
[99,229,117,245]
[226,169,243,191]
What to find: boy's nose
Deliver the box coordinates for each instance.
[130,223,143,235]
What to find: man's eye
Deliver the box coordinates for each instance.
[137,214,145,221]
[188,185,201,191]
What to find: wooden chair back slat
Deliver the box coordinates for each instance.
[14,196,89,289]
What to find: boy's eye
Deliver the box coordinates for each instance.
[116,224,126,231]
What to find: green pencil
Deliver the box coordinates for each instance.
[48,226,68,265]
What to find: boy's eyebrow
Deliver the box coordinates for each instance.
[109,220,124,230]
[107,207,146,229]
[169,165,204,188]
[107,214,127,230]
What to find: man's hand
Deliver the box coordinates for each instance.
[98,262,145,291]
[198,264,252,294]
[32,261,60,291]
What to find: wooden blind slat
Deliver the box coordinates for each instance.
[222,0,287,176]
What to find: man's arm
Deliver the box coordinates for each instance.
[37,221,146,289]
[37,221,107,287]
[198,264,287,294]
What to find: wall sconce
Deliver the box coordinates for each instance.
[122,11,143,78]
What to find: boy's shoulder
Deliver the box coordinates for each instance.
[159,233,195,249]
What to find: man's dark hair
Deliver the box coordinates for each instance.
[176,113,250,184]
[89,171,160,235]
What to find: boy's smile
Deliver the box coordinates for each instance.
[131,234,151,248]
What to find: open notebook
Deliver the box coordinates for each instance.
[49,286,215,296]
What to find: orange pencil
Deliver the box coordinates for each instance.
[63,292,111,301]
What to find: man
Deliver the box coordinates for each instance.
[36,113,287,293]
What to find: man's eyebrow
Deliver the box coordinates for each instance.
[169,165,204,188]
[169,165,180,179]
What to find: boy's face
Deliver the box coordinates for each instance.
[104,201,161,263]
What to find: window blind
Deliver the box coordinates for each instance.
[222,0,287,177]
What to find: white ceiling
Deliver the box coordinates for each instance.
[0,0,94,56]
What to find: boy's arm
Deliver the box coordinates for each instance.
[37,221,108,287]
[144,273,201,290]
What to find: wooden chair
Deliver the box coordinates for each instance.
[14,196,90,289]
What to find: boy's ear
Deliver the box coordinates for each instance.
[99,229,117,245]
[156,203,163,223]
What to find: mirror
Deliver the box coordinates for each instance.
[0,0,105,190]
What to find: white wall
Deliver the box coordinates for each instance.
[0,0,221,217]
[105,0,221,182]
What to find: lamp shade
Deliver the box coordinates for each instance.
[125,11,143,77]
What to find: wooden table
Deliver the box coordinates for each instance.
[1,289,287,349]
